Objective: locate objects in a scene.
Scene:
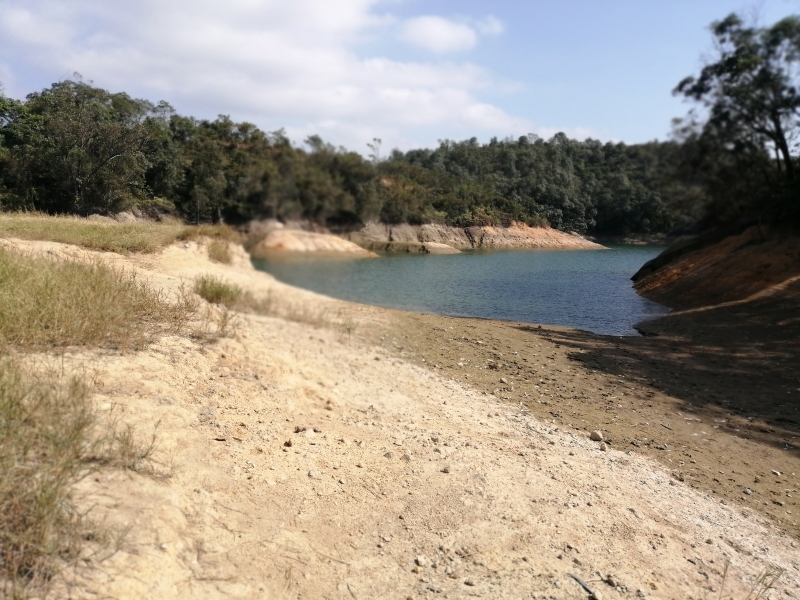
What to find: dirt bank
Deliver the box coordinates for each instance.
[633,226,800,310]
[1,237,797,599]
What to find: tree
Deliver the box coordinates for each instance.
[675,13,800,224]
[1,81,153,214]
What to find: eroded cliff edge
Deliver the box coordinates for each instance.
[632,224,800,310]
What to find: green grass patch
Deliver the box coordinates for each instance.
[0,246,193,350]
[0,213,241,254]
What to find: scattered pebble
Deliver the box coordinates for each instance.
[771,470,781,477]
[590,430,604,442]
[500,377,508,384]
[283,439,293,447]
[415,555,429,567]
[308,470,322,480]
[384,452,395,459]
[743,488,752,495]
[599,442,607,452]
[464,579,475,586]
[441,466,451,474]
[401,454,412,461]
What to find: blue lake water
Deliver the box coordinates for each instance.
[252,245,669,336]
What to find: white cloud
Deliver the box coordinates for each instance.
[0,0,531,151]
[398,16,477,53]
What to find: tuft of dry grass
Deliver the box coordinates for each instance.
[0,247,194,350]
[207,240,233,264]
[0,213,240,254]
[0,359,94,596]
[193,275,245,308]
[0,359,165,597]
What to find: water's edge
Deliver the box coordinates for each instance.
[253,245,669,337]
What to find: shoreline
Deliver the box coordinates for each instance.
[2,234,797,597]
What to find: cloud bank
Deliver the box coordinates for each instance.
[0,0,548,151]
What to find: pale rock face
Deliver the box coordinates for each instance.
[347,222,604,252]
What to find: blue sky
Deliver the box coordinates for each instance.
[1,0,799,153]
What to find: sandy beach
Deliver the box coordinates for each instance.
[3,237,797,599]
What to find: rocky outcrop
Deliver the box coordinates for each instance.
[250,229,377,258]
[633,225,800,309]
[346,222,603,251]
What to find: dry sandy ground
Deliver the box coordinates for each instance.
[2,238,798,600]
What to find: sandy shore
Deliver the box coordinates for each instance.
[3,237,797,599]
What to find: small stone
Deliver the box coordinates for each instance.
[308,470,322,480]
[590,430,604,442]
[589,592,603,600]
[415,555,429,567]
[599,442,608,451]
[283,439,293,447]
[294,425,307,433]
[771,469,781,476]
[743,488,752,495]
[338,478,346,484]
[441,466,451,474]
[500,377,508,384]
[384,452,395,459]
[464,579,476,586]
[605,574,618,587]
[705,538,713,544]
[401,454,412,461]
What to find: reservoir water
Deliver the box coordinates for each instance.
[252,245,669,336]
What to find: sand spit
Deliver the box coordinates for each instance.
[2,238,796,599]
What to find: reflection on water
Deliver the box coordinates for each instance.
[252,245,669,336]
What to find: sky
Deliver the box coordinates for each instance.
[1,0,800,154]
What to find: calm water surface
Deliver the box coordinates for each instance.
[252,245,669,336]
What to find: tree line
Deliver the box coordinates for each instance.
[1,12,797,235]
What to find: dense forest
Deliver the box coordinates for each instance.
[0,13,797,235]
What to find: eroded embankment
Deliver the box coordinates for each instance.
[632,225,800,310]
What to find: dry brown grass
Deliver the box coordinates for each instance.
[193,275,245,308]
[0,245,199,596]
[191,275,356,340]
[0,359,163,598]
[206,240,233,264]
[0,247,194,351]
[0,213,240,254]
